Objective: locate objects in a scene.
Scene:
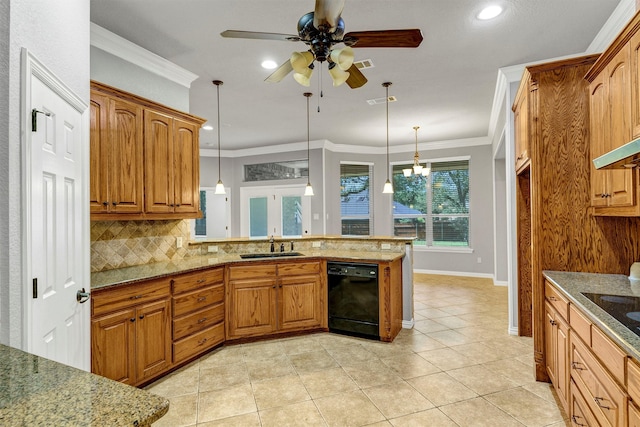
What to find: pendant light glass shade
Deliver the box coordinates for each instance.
[212,80,226,194]
[304,92,314,196]
[382,82,393,194]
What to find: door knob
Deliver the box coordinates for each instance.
[76,288,90,303]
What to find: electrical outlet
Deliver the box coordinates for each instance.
[381,243,391,250]
[477,257,482,264]
[312,241,322,248]
[208,245,218,253]
[176,237,183,248]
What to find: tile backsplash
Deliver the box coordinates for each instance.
[91,220,197,272]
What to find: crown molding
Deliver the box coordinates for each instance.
[90,23,199,88]
[586,0,636,53]
[200,136,491,158]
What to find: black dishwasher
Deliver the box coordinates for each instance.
[327,262,379,340]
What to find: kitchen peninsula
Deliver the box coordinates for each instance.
[90,236,412,387]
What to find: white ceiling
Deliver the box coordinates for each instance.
[90,0,621,151]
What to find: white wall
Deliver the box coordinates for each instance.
[0,0,10,344]
[1,0,90,347]
[90,46,190,112]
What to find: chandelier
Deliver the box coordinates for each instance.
[402,126,430,177]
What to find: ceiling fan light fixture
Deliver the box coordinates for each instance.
[294,69,313,86]
[291,50,314,73]
[330,46,354,71]
[328,64,350,87]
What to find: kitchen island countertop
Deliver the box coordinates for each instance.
[543,270,640,361]
[0,344,168,426]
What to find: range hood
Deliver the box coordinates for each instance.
[593,137,640,169]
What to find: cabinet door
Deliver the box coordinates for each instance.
[173,118,200,214]
[109,98,144,213]
[144,110,174,213]
[92,308,136,385]
[545,302,557,386]
[278,274,322,331]
[227,278,277,338]
[89,93,109,213]
[135,298,171,382]
[514,87,530,174]
[556,315,569,413]
[590,74,609,207]
[607,45,635,208]
[631,29,640,139]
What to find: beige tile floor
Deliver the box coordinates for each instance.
[148,273,569,426]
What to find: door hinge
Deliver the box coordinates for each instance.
[31,109,51,132]
[32,278,37,299]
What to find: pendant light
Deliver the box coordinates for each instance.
[382,82,394,194]
[212,80,226,195]
[303,92,314,196]
[402,126,430,177]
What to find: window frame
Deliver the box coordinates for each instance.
[391,156,472,252]
[340,161,374,237]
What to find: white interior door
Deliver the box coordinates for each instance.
[24,49,90,370]
[192,187,231,239]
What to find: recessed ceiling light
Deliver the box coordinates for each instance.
[261,60,278,69]
[202,125,214,131]
[478,5,503,20]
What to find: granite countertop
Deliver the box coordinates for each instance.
[543,270,640,361]
[91,250,405,290]
[0,344,168,426]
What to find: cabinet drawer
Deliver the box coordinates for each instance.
[92,280,170,317]
[278,261,321,276]
[628,359,640,405]
[173,284,224,317]
[173,322,224,363]
[172,267,223,295]
[545,281,569,320]
[570,379,599,427]
[591,326,626,386]
[569,305,591,346]
[228,264,277,280]
[173,303,224,341]
[570,334,626,427]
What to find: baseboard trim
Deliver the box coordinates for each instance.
[508,326,519,336]
[413,269,509,287]
[402,319,415,329]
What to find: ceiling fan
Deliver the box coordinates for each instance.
[221,0,423,89]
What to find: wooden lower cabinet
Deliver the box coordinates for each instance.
[92,296,171,386]
[545,300,569,413]
[570,379,599,426]
[226,261,324,340]
[631,402,640,427]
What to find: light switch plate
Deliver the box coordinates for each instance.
[176,237,183,248]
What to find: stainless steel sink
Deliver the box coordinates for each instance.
[239,252,304,259]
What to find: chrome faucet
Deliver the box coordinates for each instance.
[280,243,285,252]
[269,235,275,253]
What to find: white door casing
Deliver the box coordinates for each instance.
[22,49,90,370]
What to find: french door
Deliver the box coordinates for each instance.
[240,185,311,238]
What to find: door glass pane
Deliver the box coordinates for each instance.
[282,196,302,237]
[249,197,268,237]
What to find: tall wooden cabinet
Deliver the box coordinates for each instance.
[90,81,205,220]
[512,55,599,381]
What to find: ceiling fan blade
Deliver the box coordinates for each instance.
[221,30,299,42]
[345,29,424,48]
[265,60,294,83]
[313,0,345,31]
[345,64,367,89]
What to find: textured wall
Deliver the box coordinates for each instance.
[3,0,90,346]
[90,220,198,272]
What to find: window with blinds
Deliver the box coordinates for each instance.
[392,160,469,247]
[340,163,373,236]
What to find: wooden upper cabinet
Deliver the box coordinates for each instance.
[513,71,532,175]
[90,81,204,220]
[90,93,144,214]
[144,112,200,214]
[587,18,640,215]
